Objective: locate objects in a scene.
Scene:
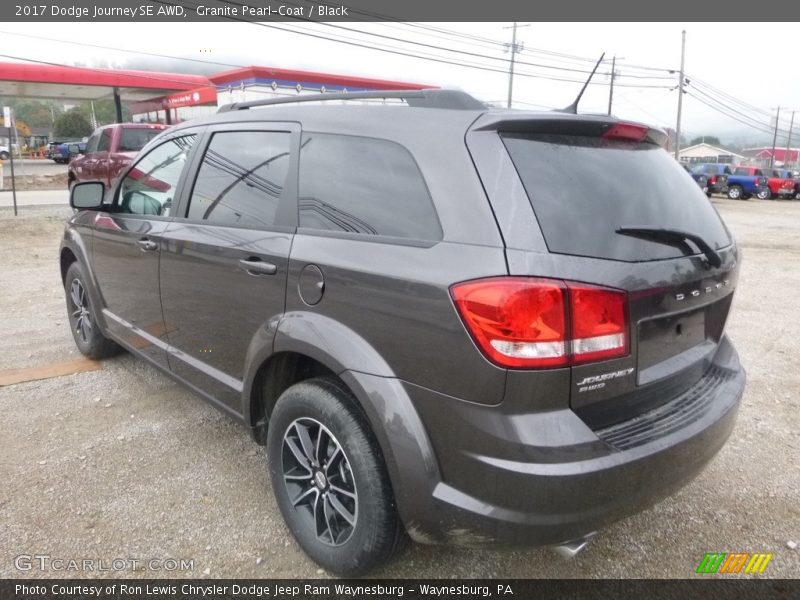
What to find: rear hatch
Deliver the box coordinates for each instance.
[467,114,739,428]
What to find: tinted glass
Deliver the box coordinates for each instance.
[187,131,290,228]
[502,133,731,262]
[85,132,100,154]
[298,133,441,240]
[119,128,163,153]
[97,129,112,152]
[117,135,196,217]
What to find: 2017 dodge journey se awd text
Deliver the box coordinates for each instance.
[61,89,745,576]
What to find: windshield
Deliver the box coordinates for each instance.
[501,133,732,262]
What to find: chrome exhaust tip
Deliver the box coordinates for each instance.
[551,532,597,559]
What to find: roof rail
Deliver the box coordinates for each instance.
[217,89,486,112]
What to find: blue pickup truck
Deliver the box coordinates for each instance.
[725,168,769,200]
[46,140,87,164]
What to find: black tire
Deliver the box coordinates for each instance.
[727,185,742,200]
[0,151,8,160]
[794,190,800,200]
[756,188,771,200]
[64,262,121,359]
[267,377,406,576]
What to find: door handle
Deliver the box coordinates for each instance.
[136,238,159,252]
[239,258,278,276]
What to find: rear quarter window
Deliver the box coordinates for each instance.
[298,133,441,241]
[502,133,731,262]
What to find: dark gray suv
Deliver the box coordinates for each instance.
[61,90,745,576]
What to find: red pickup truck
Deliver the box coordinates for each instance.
[68,123,168,188]
[732,166,795,199]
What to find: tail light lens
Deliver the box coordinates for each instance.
[568,283,629,364]
[601,122,649,142]
[451,277,628,369]
[709,175,717,185]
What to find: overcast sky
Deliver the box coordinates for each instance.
[3,21,798,145]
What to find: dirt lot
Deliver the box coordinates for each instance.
[1,199,798,579]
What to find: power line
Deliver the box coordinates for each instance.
[688,76,773,118]
[688,87,788,135]
[372,21,678,75]
[686,90,791,141]
[150,0,673,90]
[0,29,241,70]
[219,1,623,78]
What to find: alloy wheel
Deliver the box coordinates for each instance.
[281,417,358,546]
[69,278,93,344]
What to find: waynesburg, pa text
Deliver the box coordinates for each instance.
[14,583,510,598]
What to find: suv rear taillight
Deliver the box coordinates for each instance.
[569,283,629,364]
[451,277,628,369]
[709,175,717,185]
[601,122,649,142]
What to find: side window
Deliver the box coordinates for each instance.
[186,131,290,228]
[117,135,196,217]
[85,132,101,154]
[97,129,112,152]
[298,133,441,241]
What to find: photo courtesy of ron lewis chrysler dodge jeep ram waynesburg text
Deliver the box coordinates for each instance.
[61,90,745,576]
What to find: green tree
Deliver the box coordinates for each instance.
[690,135,721,146]
[77,99,130,125]
[0,98,63,129]
[54,108,93,139]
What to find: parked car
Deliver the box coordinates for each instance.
[67,123,168,188]
[788,173,800,200]
[690,163,732,196]
[47,140,87,164]
[764,168,799,199]
[61,90,745,576]
[0,144,9,160]
[682,163,708,194]
[726,167,769,199]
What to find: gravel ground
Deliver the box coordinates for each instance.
[0,200,798,579]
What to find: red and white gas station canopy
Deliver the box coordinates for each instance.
[0,61,210,102]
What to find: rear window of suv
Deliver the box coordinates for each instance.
[119,128,163,153]
[502,133,732,262]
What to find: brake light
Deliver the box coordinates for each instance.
[568,283,628,364]
[601,122,649,142]
[451,277,628,369]
[709,175,717,185]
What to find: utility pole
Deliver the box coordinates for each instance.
[607,55,617,115]
[674,30,686,160]
[770,106,781,169]
[786,111,795,169]
[504,22,528,109]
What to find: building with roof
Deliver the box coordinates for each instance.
[740,147,800,169]
[677,142,745,165]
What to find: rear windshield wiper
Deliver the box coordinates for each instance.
[615,227,722,268]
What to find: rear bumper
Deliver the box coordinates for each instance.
[377,336,744,546]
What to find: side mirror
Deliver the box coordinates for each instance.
[70,181,105,210]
